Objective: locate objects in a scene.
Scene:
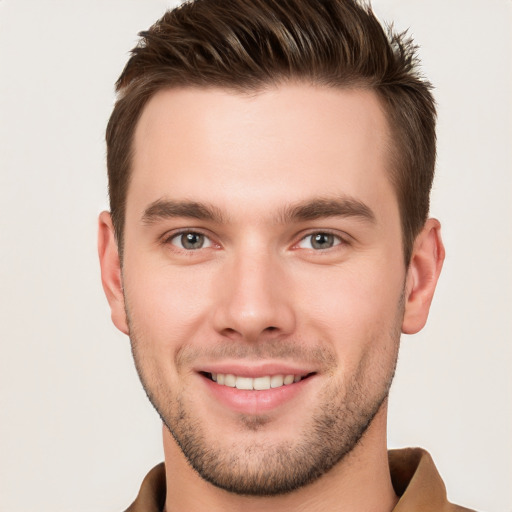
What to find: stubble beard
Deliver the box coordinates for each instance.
[127,303,403,496]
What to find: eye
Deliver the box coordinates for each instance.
[169,231,212,250]
[297,232,343,250]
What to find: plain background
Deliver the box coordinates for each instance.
[0,1,511,511]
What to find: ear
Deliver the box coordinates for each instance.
[98,211,129,335]
[402,218,445,335]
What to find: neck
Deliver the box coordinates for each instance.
[162,403,398,512]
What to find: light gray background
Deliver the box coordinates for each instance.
[0,1,510,511]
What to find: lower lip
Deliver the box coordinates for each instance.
[201,375,313,415]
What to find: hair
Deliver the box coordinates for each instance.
[106,0,436,264]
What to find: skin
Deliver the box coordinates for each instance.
[99,84,444,511]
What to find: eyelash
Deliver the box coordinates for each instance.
[295,231,349,251]
[163,230,215,251]
[162,229,349,253]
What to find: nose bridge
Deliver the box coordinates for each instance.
[213,242,295,341]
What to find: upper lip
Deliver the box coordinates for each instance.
[195,362,317,378]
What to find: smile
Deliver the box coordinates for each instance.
[200,369,317,414]
[207,372,311,390]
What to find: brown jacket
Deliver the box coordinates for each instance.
[125,447,476,511]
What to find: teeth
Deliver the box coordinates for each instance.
[253,376,271,390]
[270,375,284,388]
[235,376,253,390]
[210,373,305,390]
[283,375,294,385]
[224,374,236,387]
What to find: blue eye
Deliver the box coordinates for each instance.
[298,232,342,250]
[170,232,212,250]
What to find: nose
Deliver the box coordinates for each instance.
[212,248,296,342]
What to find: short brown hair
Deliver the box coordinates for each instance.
[106,0,436,263]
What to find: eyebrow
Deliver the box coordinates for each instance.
[142,199,226,224]
[278,196,376,224]
[141,196,375,225]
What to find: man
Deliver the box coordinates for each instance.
[98,0,475,510]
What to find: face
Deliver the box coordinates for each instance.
[110,85,410,494]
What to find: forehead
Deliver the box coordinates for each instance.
[128,84,395,222]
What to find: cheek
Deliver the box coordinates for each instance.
[295,259,404,355]
[123,260,215,358]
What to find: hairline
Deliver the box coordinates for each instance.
[114,79,411,265]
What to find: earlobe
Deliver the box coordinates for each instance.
[98,211,129,335]
[402,218,445,335]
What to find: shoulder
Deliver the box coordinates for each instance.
[124,463,166,512]
[389,448,477,512]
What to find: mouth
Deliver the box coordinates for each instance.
[200,371,316,390]
[197,364,318,414]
